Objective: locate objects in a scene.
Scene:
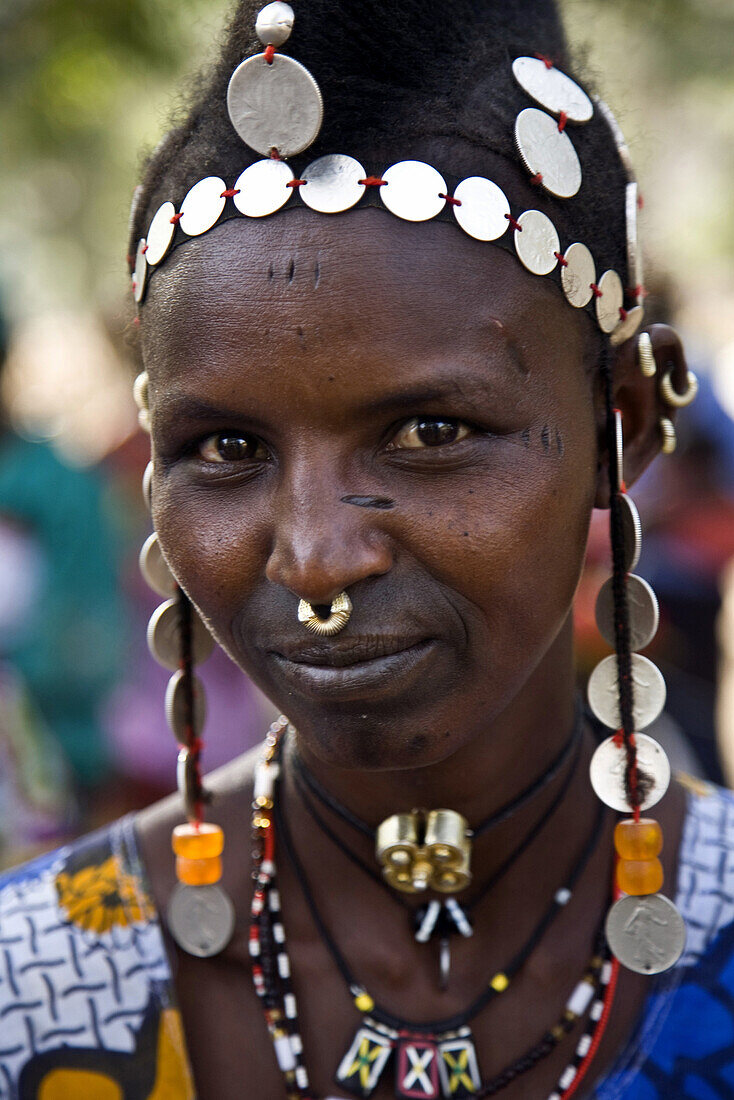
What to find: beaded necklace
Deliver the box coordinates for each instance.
[250,720,620,1100]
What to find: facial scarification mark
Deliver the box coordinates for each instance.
[521,427,531,448]
[268,263,274,281]
[556,430,564,456]
[314,259,320,288]
[288,258,295,284]
[340,495,395,510]
[541,424,551,452]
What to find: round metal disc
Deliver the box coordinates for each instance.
[142,462,154,513]
[227,53,323,158]
[146,598,215,671]
[233,158,294,217]
[512,57,593,122]
[133,239,148,304]
[380,161,447,222]
[588,653,666,731]
[165,669,207,740]
[595,98,635,182]
[139,532,177,597]
[595,574,659,651]
[610,305,644,348]
[590,731,671,812]
[561,242,596,308]
[515,108,582,198]
[619,493,642,572]
[605,893,685,975]
[515,209,560,276]
[132,371,149,413]
[596,269,624,334]
[301,154,366,214]
[167,883,235,958]
[255,1,294,47]
[179,177,227,237]
[452,176,510,241]
[146,202,176,266]
[626,182,644,307]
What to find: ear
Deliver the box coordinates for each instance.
[594,323,688,508]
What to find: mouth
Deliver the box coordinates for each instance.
[268,635,438,700]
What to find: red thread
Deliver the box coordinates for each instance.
[558,110,568,132]
[613,730,625,748]
[270,148,281,160]
[505,213,522,233]
[264,44,276,63]
[126,253,134,266]
[286,178,307,188]
[561,959,620,1099]
[170,212,183,224]
[133,316,140,327]
[620,480,627,494]
[141,244,149,255]
[534,52,554,69]
[554,251,568,267]
[439,193,461,206]
[638,193,644,210]
[529,172,544,186]
[619,307,628,322]
[590,283,603,298]
[220,188,241,198]
[359,176,387,187]
[627,284,647,301]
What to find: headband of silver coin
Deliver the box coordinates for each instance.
[130,2,644,348]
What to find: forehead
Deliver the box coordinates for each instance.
[140,208,589,395]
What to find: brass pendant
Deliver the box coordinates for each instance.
[376,809,471,894]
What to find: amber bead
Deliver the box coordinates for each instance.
[617,857,664,896]
[172,822,224,859]
[176,855,223,886]
[614,818,663,861]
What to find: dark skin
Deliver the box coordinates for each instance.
[137,188,688,1098]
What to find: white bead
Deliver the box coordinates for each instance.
[590,999,604,1021]
[285,993,297,1019]
[248,940,260,956]
[274,1034,296,1071]
[255,761,280,800]
[577,1034,592,1058]
[555,887,572,905]
[269,888,281,911]
[295,1066,309,1088]
[559,1066,576,1090]
[273,922,285,943]
[566,978,594,1017]
[278,952,291,979]
[602,960,612,984]
[260,859,274,877]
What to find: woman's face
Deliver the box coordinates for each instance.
[142,208,600,769]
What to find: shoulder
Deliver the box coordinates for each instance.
[0,817,194,1098]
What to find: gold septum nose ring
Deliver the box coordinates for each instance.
[297,592,352,636]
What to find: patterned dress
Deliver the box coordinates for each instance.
[0,783,732,1099]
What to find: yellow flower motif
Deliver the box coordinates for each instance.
[55,855,154,933]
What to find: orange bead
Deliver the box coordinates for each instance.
[172,822,224,859]
[614,819,663,861]
[616,857,664,896]
[176,855,222,886]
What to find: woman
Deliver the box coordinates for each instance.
[1,1,731,1097]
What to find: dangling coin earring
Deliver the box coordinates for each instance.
[298,592,352,635]
[135,377,235,957]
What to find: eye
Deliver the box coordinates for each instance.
[387,417,473,450]
[197,432,268,464]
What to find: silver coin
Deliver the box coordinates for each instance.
[561,242,595,308]
[595,98,635,182]
[142,461,154,513]
[146,598,215,671]
[620,493,641,572]
[512,57,593,122]
[595,574,660,651]
[605,893,685,975]
[515,107,582,199]
[626,181,644,302]
[380,160,447,222]
[452,176,510,241]
[615,408,624,492]
[146,201,176,266]
[233,158,294,217]
[133,239,148,304]
[167,883,235,958]
[590,731,670,812]
[515,209,560,276]
[255,1,294,47]
[179,176,227,237]
[166,670,207,740]
[227,53,323,158]
[301,154,366,214]
[610,305,644,348]
[139,532,177,597]
[588,652,666,731]
[595,269,624,334]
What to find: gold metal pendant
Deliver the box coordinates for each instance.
[297,592,352,635]
[376,809,471,894]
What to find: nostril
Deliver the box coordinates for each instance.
[312,604,332,621]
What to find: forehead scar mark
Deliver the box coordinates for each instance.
[556,430,565,456]
[341,495,395,510]
[541,424,551,452]
[288,259,295,284]
[521,427,530,448]
[488,317,529,377]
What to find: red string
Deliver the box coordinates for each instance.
[170,212,182,224]
[220,188,241,198]
[558,111,568,132]
[529,172,544,186]
[561,959,621,1099]
[535,52,554,69]
[439,193,461,206]
[264,44,276,63]
[359,176,387,187]
[286,179,307,188]
[590,283,603,298]
[141,244,149,255]
[619,307,628,322]
[627,284,647,300]
[638,192,644,210]
[270,148,281,160]
[133,316,140,327]
[505,213,522,233]
[554,251,568,267]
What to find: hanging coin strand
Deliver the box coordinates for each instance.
[586,367,687,975]
[250,725,619,1100]
[134,408,235,958]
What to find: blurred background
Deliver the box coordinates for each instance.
[0,0,732,866]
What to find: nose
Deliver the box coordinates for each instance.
[265,465,393,605]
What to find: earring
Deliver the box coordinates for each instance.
[660,368,698,409]
[587,405,685,975]
[659,416,677,455]
[137,441,234,958]
[637,332,656,378]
